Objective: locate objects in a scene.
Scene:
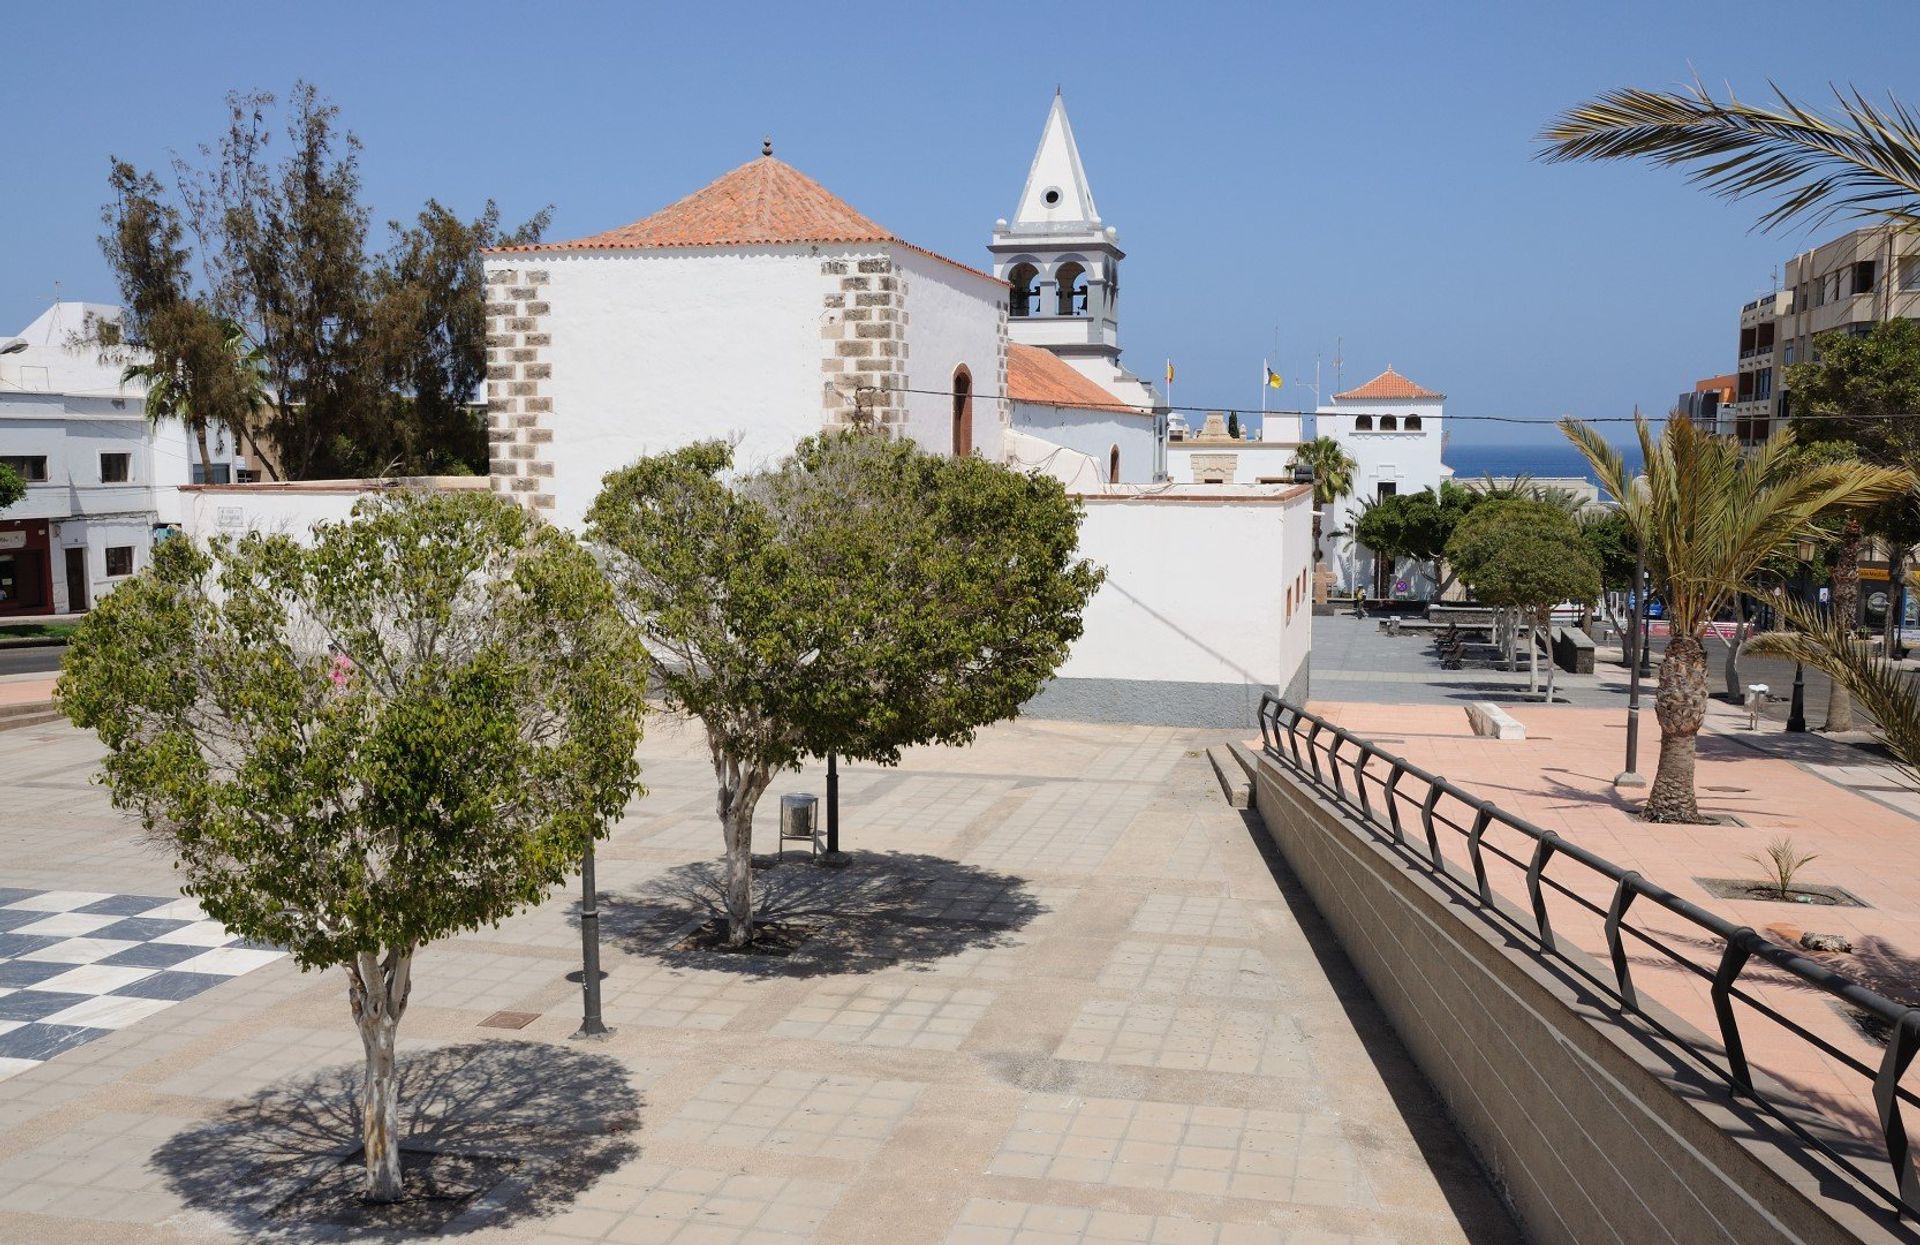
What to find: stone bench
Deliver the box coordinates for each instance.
[1465,701,1526,740]
[1552,626,1595,674]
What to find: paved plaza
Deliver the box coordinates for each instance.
[0,710,1519,1243]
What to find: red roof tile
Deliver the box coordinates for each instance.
[491,155,996,281]
[1333,367,1444,401]
[1007,343,1147,414]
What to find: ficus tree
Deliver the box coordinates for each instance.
[589,433,1102,947]
[0,463,22,511]
[1447,497,1582,668]
[56,489,646,1202]
[1450,516,1600,701]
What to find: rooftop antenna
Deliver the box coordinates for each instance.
[1332,336,1344,395]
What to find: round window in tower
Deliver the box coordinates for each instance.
[1042,187,1063,207]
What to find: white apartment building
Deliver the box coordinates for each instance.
[0,302,244,617]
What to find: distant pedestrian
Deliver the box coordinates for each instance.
[1352,586,1365,619]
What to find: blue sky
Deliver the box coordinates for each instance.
[1,1,1908,445]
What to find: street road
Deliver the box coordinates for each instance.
[0,645,63,677]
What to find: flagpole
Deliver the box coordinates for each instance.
[1261,358,1267,418]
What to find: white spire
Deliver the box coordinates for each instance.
[1011,93,1100,229]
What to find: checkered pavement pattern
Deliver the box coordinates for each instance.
[0,888,283,1081]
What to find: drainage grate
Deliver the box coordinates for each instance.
[478,1010,540,1030]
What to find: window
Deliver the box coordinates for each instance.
[1108,445,1120,484]
[190,462,232,485]
[1404,415,1422,431]
[1853,260,1877,296]
[1054,262,1088,316]
[0,456,47,482]
[99,452,130,483]
[1901,256,1920,291]
[951,365,974,457]
[1379,415,1397,431]
[1376,482,1398,501]
[1007,262,1039,317]
[1354,414,1373,430]
[1754,368,1773,401]
[1042,186,1063,208]
[104,546,134,577]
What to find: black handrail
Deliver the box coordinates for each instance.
[1257,692,1920,1218]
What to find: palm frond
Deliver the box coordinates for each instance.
[1747,602,1920,776]
[1539,81,1920,232]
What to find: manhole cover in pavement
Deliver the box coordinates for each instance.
[479,1010,540,1030]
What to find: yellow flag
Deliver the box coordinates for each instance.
[1165,360,1175,384]
[1266,368,1284,390]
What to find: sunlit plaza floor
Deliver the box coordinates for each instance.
[0,711,1519,1243]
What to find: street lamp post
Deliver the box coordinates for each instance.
[571,844,609,1039]
[1615,550,1648,789]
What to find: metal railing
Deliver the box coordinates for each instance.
[1257,693,1920,1217]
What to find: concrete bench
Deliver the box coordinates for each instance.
[1552,626,1595,674]
[1465,701,1526,740]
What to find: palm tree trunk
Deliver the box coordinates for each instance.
[1722,595,1747,701]
[1645,633,1708,823]
[1887,545,1909,658]
[193,424,212,479]
[1824,520,1863,731]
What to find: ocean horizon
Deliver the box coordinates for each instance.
[1443,441,1645,490]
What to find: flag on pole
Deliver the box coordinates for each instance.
[1265,367,1284,390]
[1165,360,1175,385]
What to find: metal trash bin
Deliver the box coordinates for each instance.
[779,792,821,859]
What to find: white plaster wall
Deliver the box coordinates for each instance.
[182,487,371,543]
[1011,402,1156,482]
[1060,489,1310,692]
[1167,442,1302,485]
[515,246,832,528]
[1314,397,1448,592]
[897,250,1006,463]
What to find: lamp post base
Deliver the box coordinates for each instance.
[1613,771,1647,789]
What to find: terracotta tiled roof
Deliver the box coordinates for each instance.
[1007,343,1148,414]
[491,155,996,281]
[1333,367,1444,401]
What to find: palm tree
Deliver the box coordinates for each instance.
[120,316,277,482]
[1540,82,1920,233]
[1561,415,1905,822]
[1747,604,1920,780]
[120,356,211,475]
[1289,436,1358,572]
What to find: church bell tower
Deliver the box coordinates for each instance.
[990,93,1149,404]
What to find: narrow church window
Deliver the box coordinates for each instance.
[1109,445,1121,484]
[952,366,974,457]
[1055,262,1088,316]
[1379,415,1397,431]
[1008,263,1039,318]
[1354,415,1373,430]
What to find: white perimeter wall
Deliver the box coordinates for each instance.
[1012,403,1157,483]
[1060,487,1312,695]
[526,246,830,527]
[897,250,1007,463]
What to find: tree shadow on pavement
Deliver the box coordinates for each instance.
[597,850,1046,979]
[150,1040,641,1241]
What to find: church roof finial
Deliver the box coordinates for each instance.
[762,136,772,157]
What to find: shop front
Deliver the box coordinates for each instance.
[0,519,54,616]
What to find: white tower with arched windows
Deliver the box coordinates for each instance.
[991,93,1157,411]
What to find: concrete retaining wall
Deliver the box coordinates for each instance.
[1252,753,1915,1245]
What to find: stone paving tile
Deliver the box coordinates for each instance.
[0,1108,191,1222]
[988,1096,1371,1206]
[406,947,567,1012]
[1095,942,1284,999]
[1054,999,1311,1077]
[657,1067,923,1159]
[538,1163,842,1243]
[1128,896,1256,942]
[769,980,994,1051]
[599,966,763,1031]
[945,1197,1380,1244]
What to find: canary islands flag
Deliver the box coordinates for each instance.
[1265,367,1284,390]
[1165,360,1175,385]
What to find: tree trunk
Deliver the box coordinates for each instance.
[349,948,413,1203]
[1528,610,1540,693]
[1887,545,1909,659]
[193,423,212,478]
[1645,633,1708,823]
[1824,521,1863,731]
[711,749,769,948]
